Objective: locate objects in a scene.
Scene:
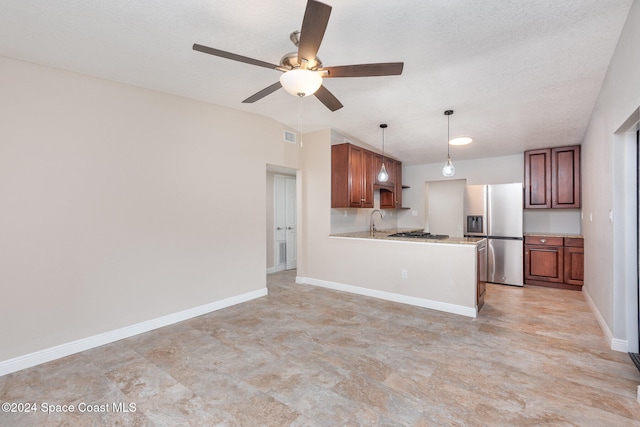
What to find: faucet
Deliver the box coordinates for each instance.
[370,209,385,234]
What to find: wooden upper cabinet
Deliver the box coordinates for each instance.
[524,145,580,209]
[333,143,404,209]
[551,146,580,208]
[524,149,551,208]
[331,144,374,208]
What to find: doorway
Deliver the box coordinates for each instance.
[266,165,298,273]
[274,174,297,271]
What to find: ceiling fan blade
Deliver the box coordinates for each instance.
[193,44,280,70]
[242,82,283,103]
[297,0,332,66]
[314,85,343,111]
[320,62,404,78]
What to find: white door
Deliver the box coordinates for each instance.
[285,176,297,269]
[274,176,286,272]
[274,175,297,271]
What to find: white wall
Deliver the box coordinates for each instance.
[523,210,582,234]
[580,0,640,351]
[399,154,524,230]
[425,180,466,237]
[0,56,301,362]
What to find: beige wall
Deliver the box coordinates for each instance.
[581,0,639,351]
[0,56,300,361]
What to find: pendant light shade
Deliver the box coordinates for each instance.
[378,163,389,182]
[279,69,323,97]
[378,124,389,182]
[442,156,456,177]
[442,110,456,177]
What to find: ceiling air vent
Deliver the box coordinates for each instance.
[283,130,297,144]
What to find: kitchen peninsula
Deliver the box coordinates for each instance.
[300,230,485,318]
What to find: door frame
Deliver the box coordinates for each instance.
[266,165,300,274]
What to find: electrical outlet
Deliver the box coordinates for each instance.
[401,269,408,279]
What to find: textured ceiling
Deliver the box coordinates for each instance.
[0,0,634,165]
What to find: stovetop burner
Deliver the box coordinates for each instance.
[388,231,449,239]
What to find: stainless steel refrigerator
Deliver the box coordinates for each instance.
[464,183,524,287]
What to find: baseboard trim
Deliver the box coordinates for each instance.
[297,276,477,318]
[582,286,628,352]
[0,288,268,377]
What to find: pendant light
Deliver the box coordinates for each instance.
[378,124,389,182]
[442,110,456,177]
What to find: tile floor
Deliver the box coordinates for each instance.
[1,270,640,426]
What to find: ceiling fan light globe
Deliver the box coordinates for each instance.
[279,69,323,97]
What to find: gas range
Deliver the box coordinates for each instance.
[387,231,449,240]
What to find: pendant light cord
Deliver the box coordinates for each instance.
[447,114,450,157]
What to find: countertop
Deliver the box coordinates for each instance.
[330,229,485,246]
[524,233,584,238]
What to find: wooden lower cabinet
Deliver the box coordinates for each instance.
[477,242,487,311]
[563,238,584,285]
[524,235,583,290]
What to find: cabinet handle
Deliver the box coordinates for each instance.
[540,239,547,244]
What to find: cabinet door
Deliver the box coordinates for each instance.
[552,146,581,208]
[525,245,564,283]
[348,146,365,207]
[524,149,551,208]
[395,161,403,208]
[477,243,487,310]
[564,246,584,285]
[361,149,375,208]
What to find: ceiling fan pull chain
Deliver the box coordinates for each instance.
[298,94,303,147]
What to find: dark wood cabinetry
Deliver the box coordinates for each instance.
[524,235,583,290]
[525,236,564,283]
[563,238,584,285]
[524,145,580,209]
[477,242,487,311]
[331,144,374,208]
[332,143,405,209]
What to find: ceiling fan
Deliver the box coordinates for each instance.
[192,0,404,111]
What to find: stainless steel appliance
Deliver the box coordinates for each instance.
[464,183,523,286]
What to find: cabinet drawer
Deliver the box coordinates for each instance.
[524,236,563,246]
[564,237,584,248]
